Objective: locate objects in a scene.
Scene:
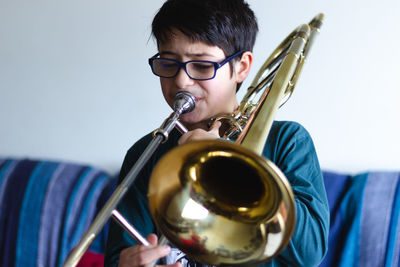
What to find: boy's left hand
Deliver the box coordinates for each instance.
[178,121,222,145]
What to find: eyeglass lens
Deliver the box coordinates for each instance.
[152,59,216,80]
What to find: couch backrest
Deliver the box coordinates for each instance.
[2,157,400,267]
[320,171,400,267]
[0,158,117,267]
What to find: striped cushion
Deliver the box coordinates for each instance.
[0,158,117,267]
[320,171,400,267]
[2,157,399,267]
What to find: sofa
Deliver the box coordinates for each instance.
[1,157,399,267]
[0,158,115,267]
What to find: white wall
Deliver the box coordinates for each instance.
[1,0,399,174]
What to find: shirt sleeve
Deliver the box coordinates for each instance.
[260,121,330,267]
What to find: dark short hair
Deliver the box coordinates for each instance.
[151,0,258,61]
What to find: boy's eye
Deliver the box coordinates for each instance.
[160,61,177,69]
[190,62,214,73]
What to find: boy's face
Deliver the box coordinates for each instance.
[157,30,243,129]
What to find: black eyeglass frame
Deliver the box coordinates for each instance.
[148,50,244,81]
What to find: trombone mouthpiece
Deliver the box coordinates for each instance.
[174,92,196,114]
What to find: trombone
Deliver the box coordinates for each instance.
[63,13,324,266]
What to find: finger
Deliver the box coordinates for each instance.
[178,132,191,145]
[147,233,158,245]
[208,120,222,135]
[135,245,171,266]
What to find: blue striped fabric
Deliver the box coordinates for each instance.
[16,161,59,267]
[0,158,117,267]
[319,171,400,267]
[386,178,400,267]
[2,157,399,267]
[359,172,400,267]
[0,160,37,267]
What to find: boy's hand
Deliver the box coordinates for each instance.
[118,234,182,267]
[178,121,222,145]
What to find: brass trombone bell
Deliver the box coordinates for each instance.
[149,140,295,266]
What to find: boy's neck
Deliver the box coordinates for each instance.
[185,120,211,131]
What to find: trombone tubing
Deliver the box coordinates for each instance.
[63,91,195,266]
[63,133,164,266]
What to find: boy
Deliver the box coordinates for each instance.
[105,0,329,266]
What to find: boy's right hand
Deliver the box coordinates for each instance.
[118,234,182,267]
[178,120,222,145]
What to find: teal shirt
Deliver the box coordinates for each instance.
[105,121,329,267]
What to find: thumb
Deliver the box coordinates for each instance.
[147,233,158,245]
[208,120,222,136]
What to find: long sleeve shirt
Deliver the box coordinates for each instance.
[105,120,329,267]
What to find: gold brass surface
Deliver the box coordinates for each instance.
[149,140,295,266]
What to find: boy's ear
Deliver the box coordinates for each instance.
[235,51,253,83]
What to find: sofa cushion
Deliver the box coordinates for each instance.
[2,157,400,267]
[0,158,116,267]
[320,171,400,267]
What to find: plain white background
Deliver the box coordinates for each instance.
[1,0,399,174]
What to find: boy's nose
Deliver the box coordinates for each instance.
[175,67,195,88]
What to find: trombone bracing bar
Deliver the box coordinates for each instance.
[111,210,151,246]
[111,210,168,267]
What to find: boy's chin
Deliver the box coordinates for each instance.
[180,115,201,125]
[180,113,210,127]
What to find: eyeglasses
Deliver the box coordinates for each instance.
[148,51,243,81]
